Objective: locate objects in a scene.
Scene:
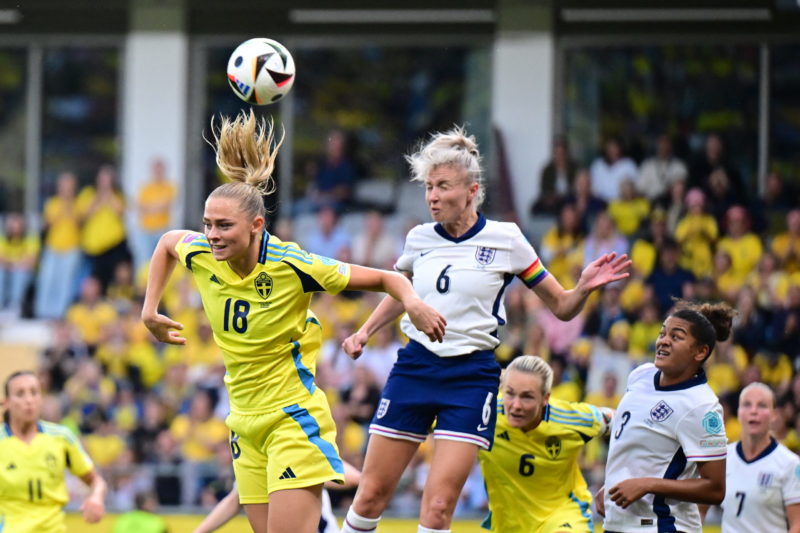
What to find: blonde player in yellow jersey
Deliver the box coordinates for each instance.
[479,356,613,533]
[0,370,107,533]
[141,110,446,533]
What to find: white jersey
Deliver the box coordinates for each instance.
[721,439,800,533]
[604,363,727,533]
[395,214,548,357]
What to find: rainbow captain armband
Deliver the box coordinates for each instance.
[519,258,549,288]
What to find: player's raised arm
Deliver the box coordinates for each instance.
[346,264,446,344]
[141,229,187,345]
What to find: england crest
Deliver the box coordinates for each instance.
[376,398,390,419]
[475,246,496,266]
[650,400,674,422]
[254,272,273,300]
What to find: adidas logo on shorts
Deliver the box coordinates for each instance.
[278,467,297,480]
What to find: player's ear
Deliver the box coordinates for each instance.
[251,215,265,233]
[693,344,710,363]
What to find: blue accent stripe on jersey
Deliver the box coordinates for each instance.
[569,491,594,532]
[491,273,515,327]
[548,405,594,419]
[283,404,344,475]
[267,249,313,265]
[434,212,487,243]
[291,341,317,394]
[653,447,687,532]
[548,415,594,428]
[306,316,321,327]
[190,241,211,248]
[258,231,269,264]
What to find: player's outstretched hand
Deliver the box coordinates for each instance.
[80,495,105,523]
[342,331,370,360]
[578,252,632,293]
[143,312,186,345]
[608,478,650,509]
[405,298,447,343]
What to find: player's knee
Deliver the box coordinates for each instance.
[353,479,393,516]
[420,494,457,526]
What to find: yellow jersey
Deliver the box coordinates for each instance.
[0,421,94,533]
[174,231,351,414]
[75,186,126,255]
[137,180,176,231]
[478,397,609,533]
[0,235,40,263]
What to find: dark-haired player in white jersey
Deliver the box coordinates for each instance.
[339,126,631,533]
[708,382,800,533]
[599,300,735,533]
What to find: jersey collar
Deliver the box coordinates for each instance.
[257,230,270,264]
[736,437,778,464]
[653,368,707,391]
[3,422,43,437]
[434,212,486,243]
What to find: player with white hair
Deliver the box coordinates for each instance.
[339,126,630,533]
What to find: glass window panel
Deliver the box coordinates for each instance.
[771,45,800,189]
[41,47,120,193]
[291,45,491,206]
[562,45,759,192]
[0,49,27,213]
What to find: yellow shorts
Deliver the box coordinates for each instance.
[227,388,345,504]
[537,501,594,533]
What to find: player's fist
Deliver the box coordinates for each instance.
[405,298,447,343]
[143,312,187,345]
[342,331,369,360]
[80,495,105,523]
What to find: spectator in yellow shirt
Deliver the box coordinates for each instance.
[772,209,800,274]
[35,172,83,319]
[716,205,763,286]
[169,389,228,505]
[65,276,118,352]
[76,165,131,292]
[0,212,40,317]
[608,178,650,237]
[539,202,584,283]
[134,158,176,269]
[674,187,718,279]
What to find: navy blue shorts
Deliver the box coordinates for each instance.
[368,340,501,450]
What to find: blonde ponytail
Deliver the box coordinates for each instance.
[208,110,285,219]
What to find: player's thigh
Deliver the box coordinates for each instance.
[267,485,324,533]
[422,439,478,503]
[228,426,270,505]
[360,433,420,494]
[538,505,594,533]
[243,503,270,533]
[267,390,346,492]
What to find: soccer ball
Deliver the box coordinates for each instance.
[227,38,295,105]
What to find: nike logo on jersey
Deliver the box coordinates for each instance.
[420,250,432,256]
[497,431,510,441]
[477,424,489,432]
[278,467,297,480]
[209,274,221,284]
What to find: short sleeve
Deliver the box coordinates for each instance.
[285,250,351,295]
[509,225,549,288]
[783,455,800,506]
[394,226,420,273]
[677,403,728,462]
[174,231,211,271]
[63,428,94,477]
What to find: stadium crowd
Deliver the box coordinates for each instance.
[2,131,800,518]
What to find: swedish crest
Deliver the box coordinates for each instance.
[254,272,273,300]
[475,246,496,266]
[545,436,562,458]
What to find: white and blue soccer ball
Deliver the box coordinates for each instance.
[227,38,295,105]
